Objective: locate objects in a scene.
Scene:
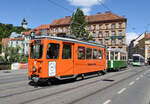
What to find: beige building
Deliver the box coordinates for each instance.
[50,11,127,51]
[129,32,150,63]
[138,33,150,63]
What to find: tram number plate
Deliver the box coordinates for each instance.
[48,61,56,76]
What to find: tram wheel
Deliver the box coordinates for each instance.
[81,74,85,80]
[97,71,102,76]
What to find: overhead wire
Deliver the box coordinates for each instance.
[47,0,73,13]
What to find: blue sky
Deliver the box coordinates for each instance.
[0,0,150,44]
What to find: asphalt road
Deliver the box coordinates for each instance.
[0,66,150,104]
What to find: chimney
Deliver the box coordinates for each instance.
[97,12,101,15]
[65,16,71,18]
[105,11,111,14]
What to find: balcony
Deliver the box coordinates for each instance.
[104,36,125,39]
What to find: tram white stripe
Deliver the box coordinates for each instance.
[129,81,135,86]
[103,100,111,104]
[117,88,126,94]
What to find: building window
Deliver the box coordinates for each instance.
[63,27,65,32]
[96,25,99,30]
[105,31,109,37]
[105,39,109,45]
[119,39,123,44]
[112,31,116,36]
[87,25,91,30]
[93,25,96,30]
[105,24,109,29]
[55,28,58,33]
[99,24,102,29]
[99,32,103,37]
[99,39,103,45]
[119,30,123,36]
[111,24,116,29]
[112,39,115,45]
[118,23,122,28]
[16,41,18,45]
[93,32,97,38]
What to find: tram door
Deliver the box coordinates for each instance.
[61,43,74,76]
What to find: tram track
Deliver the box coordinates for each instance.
[19,67,146,104]
[0,66,145,103]
[0,67,129,97]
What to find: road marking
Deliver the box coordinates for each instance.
[129,81,135,86]
[136,77,140,80]
[103,100,111,104]
[117,88,126,94]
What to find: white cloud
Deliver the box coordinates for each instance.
[81,8,91,15]
[67,0,103,14]
[67,0,101,7]
[126,32,139,45]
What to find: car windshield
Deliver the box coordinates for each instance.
[133,56,139,62]
[30,44,43,59]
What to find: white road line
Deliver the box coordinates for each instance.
[117,88,126,94]
[103,100,111,104]
[136,77,140,80]
[129,81,135,86]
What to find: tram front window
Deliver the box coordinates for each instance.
[133,56,139,62]
[30,44,43,59]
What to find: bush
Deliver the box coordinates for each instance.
[18,56,28,63]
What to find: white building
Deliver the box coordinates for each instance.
[8,38,25,55]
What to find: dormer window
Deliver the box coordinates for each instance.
[111,24,116,29]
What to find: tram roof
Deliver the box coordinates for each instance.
[132,54,144,58]
[107,48,127,53]
[33,36,105,48]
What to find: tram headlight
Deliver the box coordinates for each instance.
[32,66,36,72]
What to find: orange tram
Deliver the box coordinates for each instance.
[28,36,107,84]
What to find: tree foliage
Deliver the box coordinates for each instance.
[2,46,21,63]
[0,22,30,53]
[70,8,92,40]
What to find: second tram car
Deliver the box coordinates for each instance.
[132,54,145,66]
[28,36,107,84]
[107,49,128,71]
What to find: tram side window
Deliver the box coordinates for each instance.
[107,52,109,60]
[47,43,60,59]
[78,46,85,59]
[93,49,98,59]
[98,50,103,59]
[115,52,118,60]
[86,48,92,59]
[110,52,114,60]
[62,44,72,59]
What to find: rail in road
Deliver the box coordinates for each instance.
[0,66,150,104]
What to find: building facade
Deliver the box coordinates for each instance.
[49,11,127,51]
[128,32,150,63]
[22,24,50,55]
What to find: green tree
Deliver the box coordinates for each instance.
[2,46,21,63]
[70,8,92,40]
